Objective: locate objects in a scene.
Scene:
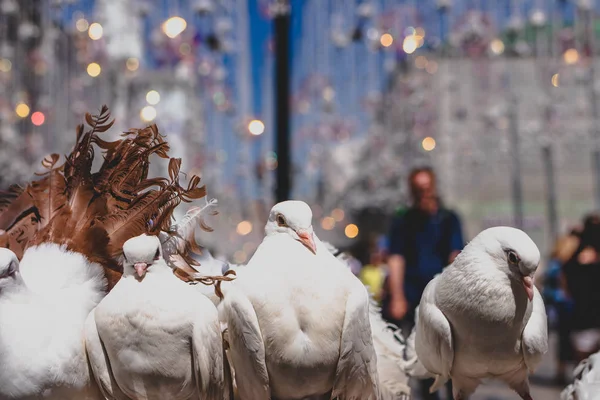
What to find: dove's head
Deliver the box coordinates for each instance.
[0,248,21,291]
[122,234,165,280]
[471,226,540,301]
[265,200,317,254]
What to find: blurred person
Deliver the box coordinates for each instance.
[359,240,387,303]
[542,229,580,384]
[563,214,600,363]
[382,167,464,400]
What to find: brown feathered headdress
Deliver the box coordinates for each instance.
[0,106,207,290]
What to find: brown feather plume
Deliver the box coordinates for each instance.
[0,105,210,291]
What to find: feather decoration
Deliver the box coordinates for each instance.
[0,105,211,291]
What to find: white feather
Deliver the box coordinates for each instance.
[561,352,600,400]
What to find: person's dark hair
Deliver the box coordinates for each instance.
[579,213,600,252]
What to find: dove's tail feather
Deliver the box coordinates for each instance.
[0,106,208,290]
[429,374,449,393]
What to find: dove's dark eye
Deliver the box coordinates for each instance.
[507,250,520,264]
[154,249,160,260]
[276,214,287,227]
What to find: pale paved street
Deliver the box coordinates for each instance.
[410,334,566,400]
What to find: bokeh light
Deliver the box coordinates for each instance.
[0,58,12,72]
[88,23,103,40]
[162,17,187,39]
[75,18,89,33]
[233,250,247,264]
[345,224,359,239]
[248,119,265,136]
[426,61,438,74]
[321,217,335,230]
[403,36,418,54]
[415,55,428,69]
[146,90,160,105]
[31,111,45,126]
[563,48,579,65]
[87,62,101,77]
[551,73,559,87]
[15,103,30,118]
[331,208,345,222]
[140,106,157,122]
[236,220,253,236]
[490,39,505,55]
[380,33,393,47]
[422,137,436,151]
[126,57,139,72]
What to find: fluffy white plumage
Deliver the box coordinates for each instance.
[322,241,412,399]
[218,201,380,400]
[84,234,228,400]
[0,244,106,400]
[561,352,600,400]
[415,226,548,399]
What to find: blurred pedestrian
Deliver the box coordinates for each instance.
[543,229,580,384]
[563,214,600,363]
[359,240,387,303]
[382,167,464,400]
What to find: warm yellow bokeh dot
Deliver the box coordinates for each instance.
[88,22,103,40]
[87,62,101,77]
[236,220,253,236]
[422,137,436,151]
[563,48,579,65]
[551,73,559,87]
[380,33,394,47]
[126,57,139,71]
[345,224,359,239]
[15,103,30,118]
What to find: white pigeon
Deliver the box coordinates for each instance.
[219,200,380,400]
[321,241,411,399]
[84,234,228,400]
[415,226,548,399]
[561,352,600,400]
[0,244,105,400]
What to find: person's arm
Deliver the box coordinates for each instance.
[387,254,406,301]
[386,216,409,319]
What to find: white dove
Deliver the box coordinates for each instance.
[321,241,411,399]
[0,245,105,400]
[561,352,600,400]
[415,226,548,399]
[84,234,227,400]
[219,200,379,400]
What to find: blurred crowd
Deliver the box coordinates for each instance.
[346,166,600,398]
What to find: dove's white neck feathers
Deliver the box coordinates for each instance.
[264,200,317,254]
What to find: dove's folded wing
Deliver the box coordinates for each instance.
[521,287,548,372]
[220,287,270,400]
[332,280,380,400]
[84,309,128,400]
[415,276,454,392]
[191,295,226,400]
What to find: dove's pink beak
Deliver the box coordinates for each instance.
[296,229,317,255]
[523,276,534,301]
[134,262,148,278]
